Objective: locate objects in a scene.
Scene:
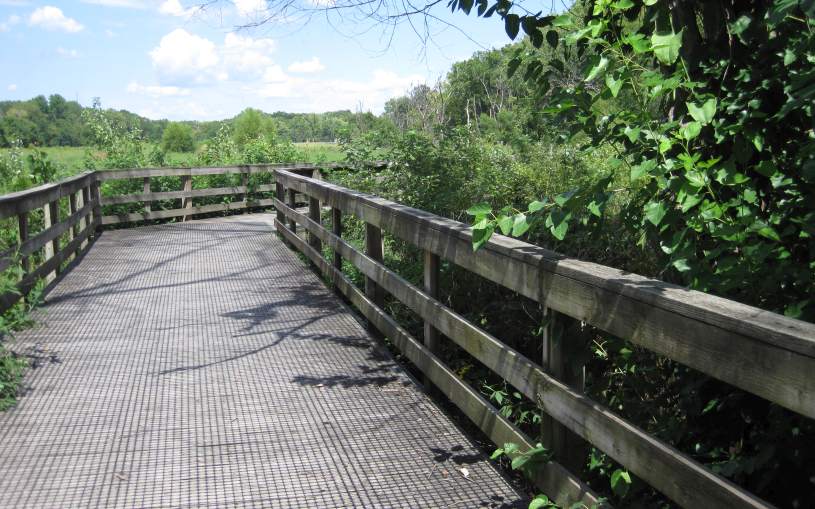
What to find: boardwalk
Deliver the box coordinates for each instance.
[0,214,525,508]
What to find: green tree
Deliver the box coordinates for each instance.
[161,122,195,153]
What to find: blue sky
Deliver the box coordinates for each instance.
[0,0,517,120]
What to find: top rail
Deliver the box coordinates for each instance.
[0,172,96,219]
[275,169,815,419]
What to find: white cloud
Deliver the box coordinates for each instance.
[149,29,219,83]
[105,28,115,37]
[288,57,324,73]
[56,47,79,58]
[149,30,278,85]
[29,6,84,33]
[127,82,191,97]
[232,0,267,17]
[222,32,276,73]
[158,0,196,18]
[0,14,20,31]
[81,0,148,7]
[7,84,17,92]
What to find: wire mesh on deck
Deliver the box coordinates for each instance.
[0,214,525,508]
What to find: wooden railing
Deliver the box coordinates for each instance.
[274,168,815,508]
[0,173,99,314]
[0,163,350,313]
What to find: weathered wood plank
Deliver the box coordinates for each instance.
[17,213,29,275]
[274,216,603,508]
[101,199,275,225]
[275,170,815,419]
[0,172,95,219]
[143,177,151,213]
[308,196,322,253]
[276,199,774,509]
[100,184,280,205]
[423,250,440,389]
[331,207,342,273]
[364,222,384,308]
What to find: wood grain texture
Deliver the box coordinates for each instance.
[0,172,94,219]
[101,199,275,225]
[275,169,815,419]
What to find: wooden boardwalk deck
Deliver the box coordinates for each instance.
[0,214,525,508]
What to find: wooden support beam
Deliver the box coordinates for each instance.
[181,175,192,222]
[423,250,441,389]
[91,179,102,234]
[17,213,29,275]
[364,223,385,308]
[275,182,285,225]
[143,177,151,213]
[42,201,58,282]
[79,187,89,249]
[287,188,297,234]
[308,197,322,253]
[540,309,587,473]
[68,192,78,260]
[331,208,342,273]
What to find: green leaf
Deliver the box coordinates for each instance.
[497,215,514,235]
[554,190,575,207]
[630,159,656,181]
[467,202,492,216]
[550,219,568,240]
[472,224,494,251]
[672,258,692,272]
[512,213,530,236]
[528,200,546,213]
[651,30,683,65]
[681,121,702,141]
[490,448,504,460]
[529,496,552,509]
[587,200,602,217]
[729,15,752,37]
[623,126,640,143]
[505,14,520,40]
[611,0,634,9]
[644,201,667,226]
[551,14,574,28]
[610,469,632,497]
[702,399,719,415]
[686,98,717,125]
[605,73,622,97]
[585,56,610,82]
[625,33,649,53]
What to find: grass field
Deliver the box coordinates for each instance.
[1,142,346,175]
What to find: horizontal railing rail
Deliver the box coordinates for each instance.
[274,168,815,508]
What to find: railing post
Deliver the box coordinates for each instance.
[241,172,249,206]
[17,213,29,276]
[423,250,441,388]
[275,181,285,225]
[182,173,192,222]
[308,196,322,253]
[287,188,297,234]
[68,191,78,260]
[91,178,102,234]
[331,208,342,274]
[364,223,385,307]
[42,200,58,282]
[81,185,91,247]
[143,177,151,213]
[541,308,587,473]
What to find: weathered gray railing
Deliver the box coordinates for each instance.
[274,168,815,508]
[0,173,98,313]
[0,163,352,312]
